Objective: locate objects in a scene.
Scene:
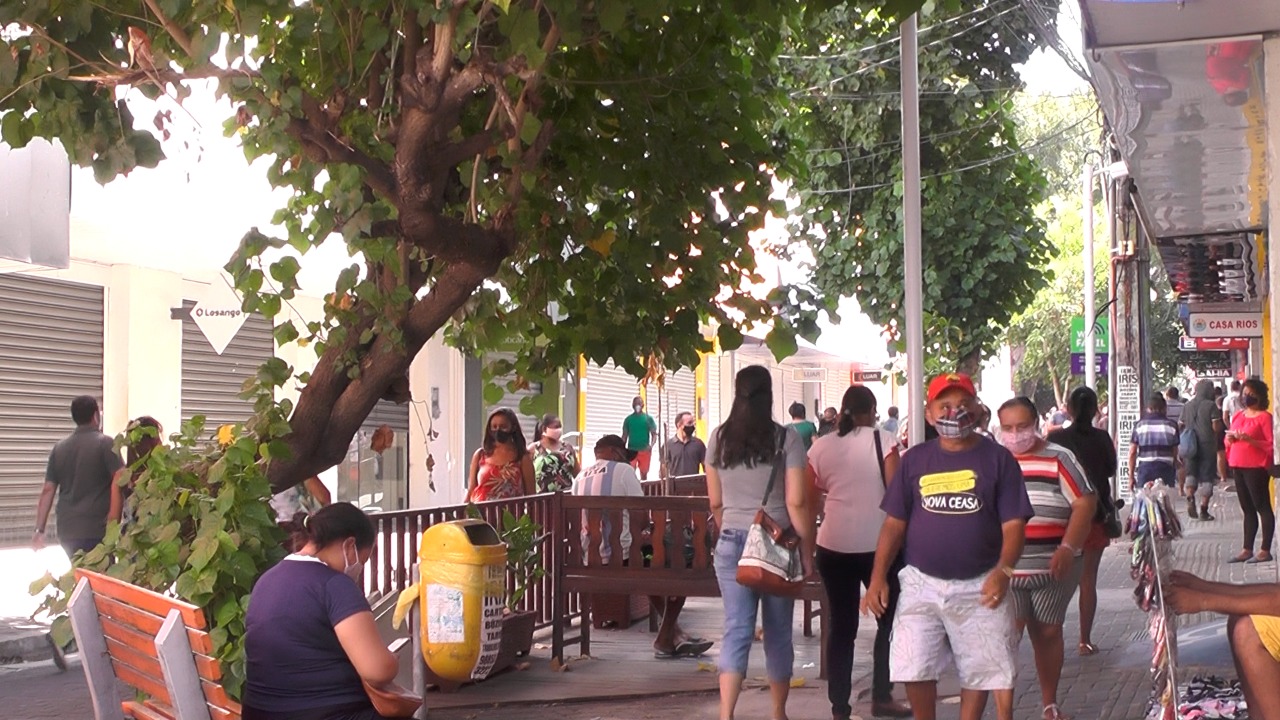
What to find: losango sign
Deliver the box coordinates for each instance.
[1187,312,1263,338]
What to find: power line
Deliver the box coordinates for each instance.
[804,112,1096,197]
[778,0,1016,62]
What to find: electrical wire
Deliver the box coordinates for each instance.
[805,111,1096,196]
[778,0,1016,62]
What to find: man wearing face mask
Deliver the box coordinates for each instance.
[864,373,1034,720]
[994,397,1097,720]
[662,411,706,479]
[623,396,659,480]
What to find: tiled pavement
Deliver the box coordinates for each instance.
[2,485,1273,719]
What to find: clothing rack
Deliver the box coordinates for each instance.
[1128,485,1183,720]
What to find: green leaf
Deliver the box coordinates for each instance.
[597,2,628,34]
[1,112,33,148]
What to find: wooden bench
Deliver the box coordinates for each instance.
[551,495,828,678]
[68,569,241,720]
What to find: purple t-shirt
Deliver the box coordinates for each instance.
[244,556,372,712]
[881,436,1034,581]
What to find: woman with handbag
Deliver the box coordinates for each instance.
[1046,386,1118,657]
[807,385,911,719]
[244,503,420,720]
[706,364,814,720]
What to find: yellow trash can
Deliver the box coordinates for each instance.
[419,519,508,682]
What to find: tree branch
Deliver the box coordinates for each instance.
[67,65,257,86]
[403,8,421,80]
[141,0,195,58]
[439,128,499,169]
[286,117,397,200]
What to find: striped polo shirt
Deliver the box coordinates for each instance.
[1013,443,1094,576]
[1131,414,1179,467]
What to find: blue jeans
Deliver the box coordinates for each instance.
[713,528,795,682]
[1135,461,1176,490]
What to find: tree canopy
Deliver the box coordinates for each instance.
[781,1,1060,374]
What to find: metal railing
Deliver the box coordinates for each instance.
[363,493,579,631]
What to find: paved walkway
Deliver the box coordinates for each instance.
[1,485,1273,719]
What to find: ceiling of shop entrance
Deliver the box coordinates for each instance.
[1080,1,1280,49]
[1086,38,1266,240]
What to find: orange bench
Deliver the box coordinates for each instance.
[68,569,241,720]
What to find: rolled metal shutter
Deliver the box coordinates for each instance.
[706,355,723,432]
[181,300,274,435]
[782,369,806,417]
[482,351,546,442]
[364,398,410,434]
[823,372,848,414]
[0,275,103,545]
[583,362,642,463]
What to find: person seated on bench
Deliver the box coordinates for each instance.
[574,434,713,659]
[244,502,402,720]
[1164,570,1280,720]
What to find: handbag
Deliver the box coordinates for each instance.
[1178,427,1197,462]
[363,680,423,719]
[736,427,804,597]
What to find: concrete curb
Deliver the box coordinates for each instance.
[0,618,54,665]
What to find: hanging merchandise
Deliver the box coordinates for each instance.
[1130,486,1184,720]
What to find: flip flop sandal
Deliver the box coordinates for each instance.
[674,638,714,657]
[1077,642,1098,656]
[1042,703,1070,720]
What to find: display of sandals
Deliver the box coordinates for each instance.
[1130,485,1183,720]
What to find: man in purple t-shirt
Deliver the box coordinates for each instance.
[863,373,1034,720]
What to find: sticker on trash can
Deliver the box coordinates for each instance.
[471,563,506,679]
[425,584,465,643]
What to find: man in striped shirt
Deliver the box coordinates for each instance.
[995,397,1097,720]
[1128,394,1180,491]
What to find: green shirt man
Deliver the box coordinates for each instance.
[622,396,659,480]
[787,402,818,451]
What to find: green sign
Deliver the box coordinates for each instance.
[1070,316,1110,354]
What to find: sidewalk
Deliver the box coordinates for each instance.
[0,486,1270,720]
[0,546,70,665]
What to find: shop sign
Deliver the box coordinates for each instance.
[792,367,828,383]
[853,370,883,383]
[1178,336,1250,351]
[1114,366,1141,503]
[1187,312,1263,338]
[191,277,248,355]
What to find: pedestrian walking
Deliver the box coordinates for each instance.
[863,373,1034,720]
[786,402,819,450]
[807,385,911,719]
[996,397,1097,720]
[468,408,534,501]
[817,406,838,437]
[880,406,901,436]
[1165,387,1185,424]
[1180,380,1221,520]
[1047,387,1119,657]
[32,396,123,558]
[706,365,814,720]
[622,396,659,480]
[1225,378,1274,564]
[532,413,579,493]
[661,411,706,478]
[108,416,163,527]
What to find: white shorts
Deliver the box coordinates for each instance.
[889,565,1018,691]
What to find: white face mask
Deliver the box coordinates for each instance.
[544,427,563,442]
[342,540,362,581]
[999,428,1039,455]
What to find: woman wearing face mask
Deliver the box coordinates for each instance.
[532,413,579,493]
[1225,378,1275,564]
[807,386,911,719]
[1045,387,1117,657]
[244,503,404,720]
[994,397,1097,720]
[468,408,535,502]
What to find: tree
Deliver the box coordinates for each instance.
[6,0,937,694]
[781,1,1060,374]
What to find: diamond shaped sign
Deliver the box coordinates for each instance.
[190,277,248,355]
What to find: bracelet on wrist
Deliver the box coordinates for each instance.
[1059,542,1082,557]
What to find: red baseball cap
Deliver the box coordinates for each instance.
[927,372,977,402]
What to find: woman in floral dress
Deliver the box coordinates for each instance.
[532,413,580,492]
[468,408,535,501]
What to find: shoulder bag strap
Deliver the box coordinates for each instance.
[872,429,887,488]
[759,424,787,507]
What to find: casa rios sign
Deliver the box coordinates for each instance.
[1187,312,1263,339]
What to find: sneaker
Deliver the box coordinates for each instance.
[1199,507,1215,521]
[1187,501,1199,520]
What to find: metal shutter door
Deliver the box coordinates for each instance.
[181,300,274,435]
[482,351,545,442]
[365,398,410,433]
[0,275,103,545]
[706,355,723,432]
[824,373,848,414]
[782,371,806,417]
[583,362,641,463]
